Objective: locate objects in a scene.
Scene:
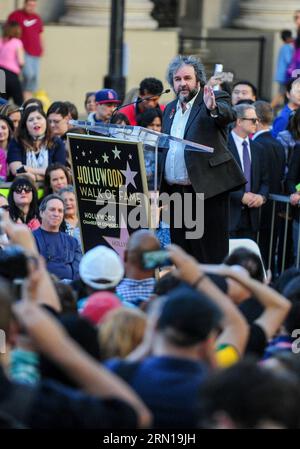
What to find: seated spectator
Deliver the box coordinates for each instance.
[84,91,96,116]
[0,103,21,132]
[8,177,40,230]
[78,245,124,310]
[99,307,146,360]
[47,101,69,138]
[43,162,71,197]
[7,106,66,182]
[0,114,14,180]
[33,194,82,282]
[116,230,160,307]
[58,185,81,248]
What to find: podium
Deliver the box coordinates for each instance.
[67,121,214,257]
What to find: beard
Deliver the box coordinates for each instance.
[177,87,199,104]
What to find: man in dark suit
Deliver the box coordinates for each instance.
[228,104,269,241]
[159,55,246,263]
[253,100,285,268]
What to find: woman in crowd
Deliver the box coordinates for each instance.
[7,106,66,182]
[0,103,21,133]
[8,177,40,231]
[0,21,24,106]
[59,185,81,247]
[0,114,14,181]
[43,162,71,197]
[84,92,96,116]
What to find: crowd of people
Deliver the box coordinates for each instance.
[1,0,300,431]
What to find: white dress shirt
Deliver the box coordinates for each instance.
[164,92,199,185]
[231,130,251,172]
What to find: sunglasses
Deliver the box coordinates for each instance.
[241,118,259,124]
[13,185,33,194]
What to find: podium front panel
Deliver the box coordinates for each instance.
[68,134,151,259]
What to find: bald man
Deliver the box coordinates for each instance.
[116,230,160,307]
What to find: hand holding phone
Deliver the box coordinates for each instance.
[142,250,172,270]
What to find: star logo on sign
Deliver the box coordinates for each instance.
[95,159,99,164]
[112,146,121,159]
[128,154,132,160]
[103,216,130,260]
[121,161,137,188]
[82,151,86,157]
[102,153,109,163]
[88,160,91,163]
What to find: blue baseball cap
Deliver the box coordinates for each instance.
[95,89,120,104]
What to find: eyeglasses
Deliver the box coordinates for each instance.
[13,185,33,194]
[241,118,259,124]
[0,205,9,211]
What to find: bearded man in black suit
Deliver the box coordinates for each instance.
[159,55,245,263]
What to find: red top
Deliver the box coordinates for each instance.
[8,9,43,57]
[121,102,166,126]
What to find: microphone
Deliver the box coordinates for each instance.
[110,89,171,122]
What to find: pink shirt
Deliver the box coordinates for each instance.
[0,37,23,74]
[0,148,7,180]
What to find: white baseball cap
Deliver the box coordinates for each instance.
[79,245,124,290]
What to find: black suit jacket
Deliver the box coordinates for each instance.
[228,133,269,231]
[253,131,285,195]
[159,90,246,199]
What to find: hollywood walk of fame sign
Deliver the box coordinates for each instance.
[68,134,151,257]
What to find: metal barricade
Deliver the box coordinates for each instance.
[258,193,292,275]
